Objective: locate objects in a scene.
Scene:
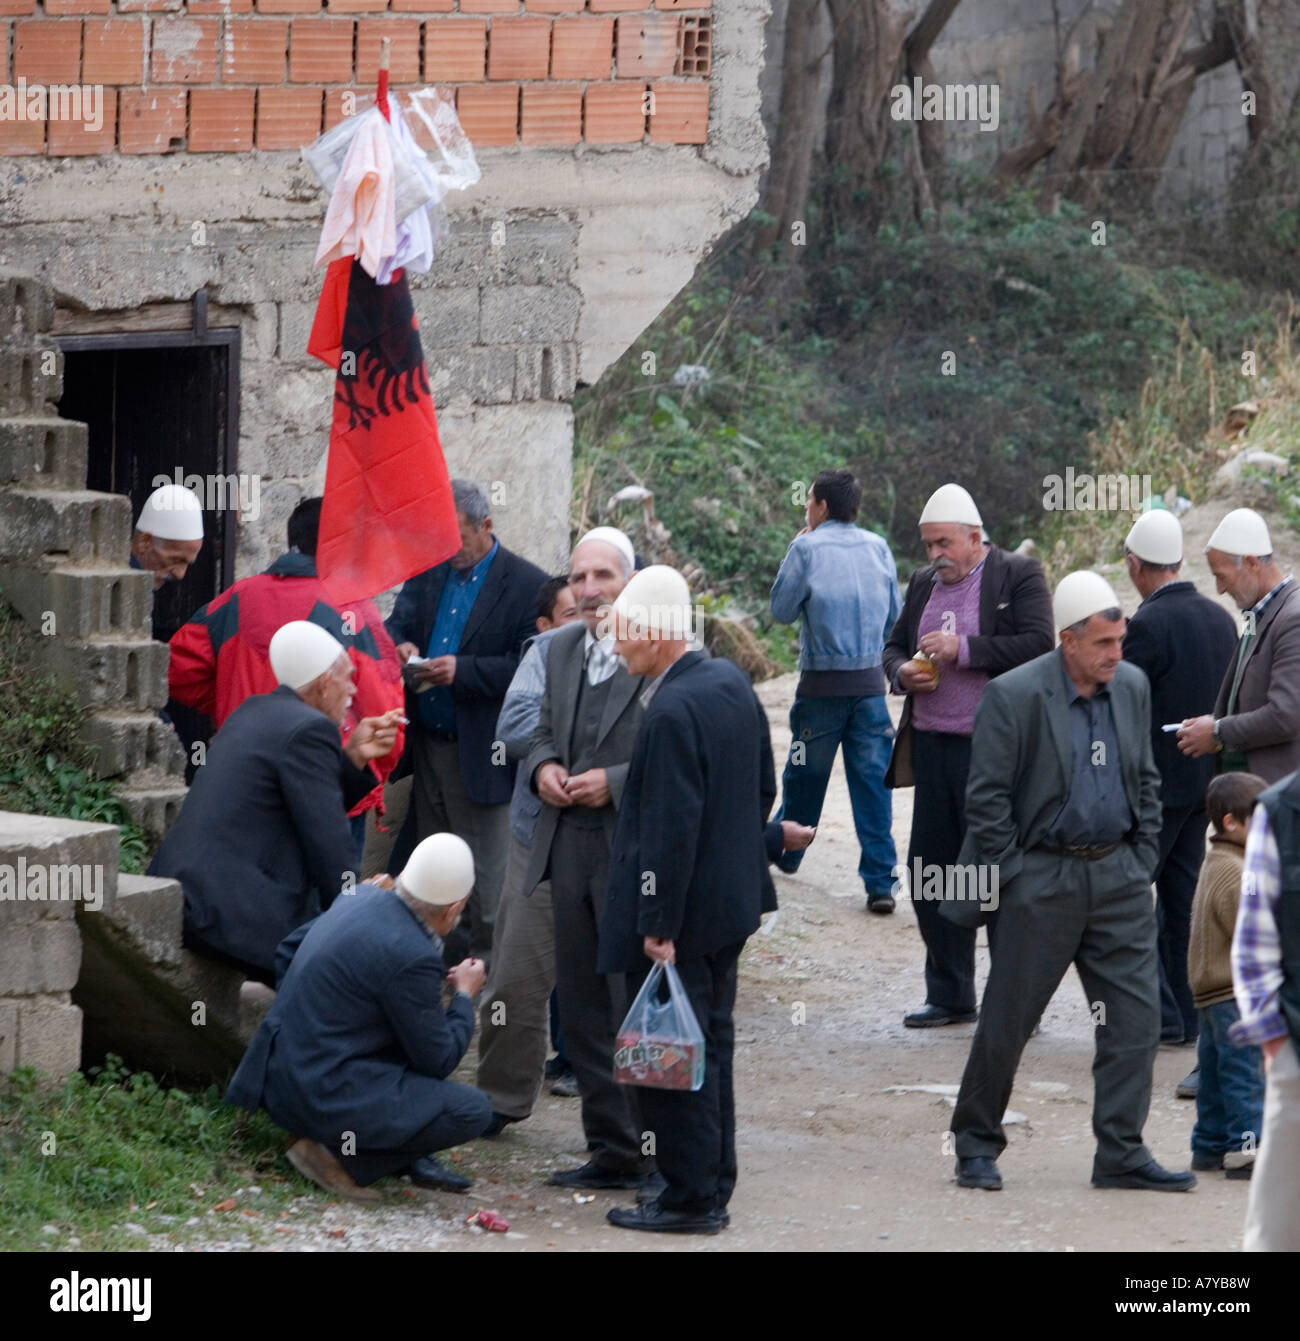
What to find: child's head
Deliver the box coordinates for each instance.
[1206,771,1268,845]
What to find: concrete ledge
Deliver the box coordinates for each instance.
[0,811,120,923]
[0,417,88,490]
[0,564,153,641]
[0,489,131,565]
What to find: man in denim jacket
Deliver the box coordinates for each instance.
[770,470,903,912]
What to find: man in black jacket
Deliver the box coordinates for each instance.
[150,620,402,985]
[882,484,1054,1028]
[599,566,776,1235]
[1121,509,1237,1059]
[387,479,548,964]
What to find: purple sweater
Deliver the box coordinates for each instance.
[911,561,989,736]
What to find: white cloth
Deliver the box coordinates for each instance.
[315,111,396,279]
[1243,1040,1300,1251]
[377,103,441,285]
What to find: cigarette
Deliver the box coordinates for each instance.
[1161,723,1182,733]
[395,715,409,725]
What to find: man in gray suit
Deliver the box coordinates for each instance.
[521,526,651,1191]
[945,571,1195,1194]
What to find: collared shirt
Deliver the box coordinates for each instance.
[1230,805,1288,1046]
[640,665,672,710]
[583,627,619,686]
[419,540,499,735]
[1045,650,1133,846]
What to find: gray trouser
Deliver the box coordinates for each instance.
[361,774,412,880]
[952,844,1160,1174]
[476,832,556,1118]
[1244,1039,1300,1251]
[412,732,510,963]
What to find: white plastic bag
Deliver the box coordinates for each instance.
[613,962,705,1092]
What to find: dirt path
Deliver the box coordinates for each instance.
[169,673,1250,1254]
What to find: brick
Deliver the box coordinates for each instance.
[83,18,147,85]
[289,18,354,83]
[189,87,254,150]
[520,84,578,145]
[0,112,45,155]
[550,15,611,80]
[47,87,115,154]
[118,0,182,10]
[654,0,708,8]
[456,82,517,146]
[458,0,516,11]
[0,0,35,14]
[44,0,109,13]
[222,19,288,82]
[186,0,251,10]
[648,78,706,142]
[424,18,484,82]
[356,17,421,83]
[487,15,548,81]
[583,80,644,142]
[324,85,369,128]
[525,0,580,10]
[119,88,186,152]
[151,17,218,83]
[482,283,578,341]
[257,84,322,147]
[256,0,318,10]
[15,20,82,84]
[390,0,450,10]
[326,0,384,11]
[615,12,675,77]
[589,0,648,11]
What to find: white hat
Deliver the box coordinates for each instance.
[1124,509,1182,564]
[610,564,693,639]
[136,484,204,541]
[918,483,983,528]
[268,620,346,690]
[398,833,475,907]
[1206,508,1272,558]
[1053,571,1121,633]
[573,526,635,573]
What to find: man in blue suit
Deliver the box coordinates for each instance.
[225,833,492,1201]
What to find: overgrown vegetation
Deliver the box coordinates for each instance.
[0,603,147,871]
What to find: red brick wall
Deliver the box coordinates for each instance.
[0,2,712,154]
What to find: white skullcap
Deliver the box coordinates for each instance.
[1124,509,1182,565]
[136,484,204,541]
[268,620,346,690]
[918,483,983,528]
[1206,508,1272,558]
[573,526,635,573]
[399,833,475,907]
[610,564,693,639]
[1053,571,1121,633]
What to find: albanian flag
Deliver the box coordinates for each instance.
[307,256,459,605]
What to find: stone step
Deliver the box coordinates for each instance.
[0,488,131,565]
[0,562,152,640]
[35,635,169,711]
[0,417,88,491]
[114,782,189,845]
[82,710,187,782]
[0,810,121,923]
[0,339,62,417]
[0,271,55,341]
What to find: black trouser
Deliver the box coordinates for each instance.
[628,941,744,1214]
[1153,803,1207,1044]
[335,1080,493,1186]
[550,815,644,1170]
[909,730,979,1013]
[181,925,276,989]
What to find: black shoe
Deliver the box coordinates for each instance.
[1191,1153,1224,1172]
[483,1111,524,1138]
[1092,1160,1196,1192]
[1175,1067,1199,1099]
[606,1202,724,1235]
[549,1067,580,1098]
[408,1154,472,1193]
[904,1003,977,1028]
[867,892,895,915]
[547,1159,643,1191]
[1224,1162,1254,1181]
[636,1171,668,1205]
[955,1156,1002,1190]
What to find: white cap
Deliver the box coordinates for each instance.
[398,833,475,907]
[1053,571,1121,632]
[268,620,346,690]
[136,484,204,541]
[610,565,693,639]
[1124,509,1182,564]
[919,483,982,528]
[573,526,635,573]
[1206,508,1272,558]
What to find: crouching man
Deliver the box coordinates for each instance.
[225,833,493,1201]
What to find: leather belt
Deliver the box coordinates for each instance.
[1037,842,1122,862]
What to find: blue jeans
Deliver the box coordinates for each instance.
[1192,999,1265,1161]
[774,694,896,896]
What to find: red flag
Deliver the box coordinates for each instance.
[307,256,459,604]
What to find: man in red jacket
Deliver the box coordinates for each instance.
[167,497,404,836]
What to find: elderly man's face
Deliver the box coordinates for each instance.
[1060,614,1126,689]
[921,523,983,584]
[449,511,494,571]
[1207,548,1263,610]
[569,541,630,634]
[137,534,202,585]
[312,652,356,724]
[611,618,658,677]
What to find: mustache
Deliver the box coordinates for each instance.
[933,557,955,568]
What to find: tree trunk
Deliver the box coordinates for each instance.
[904,0,965,208]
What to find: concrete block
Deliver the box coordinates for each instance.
[0,564,152,640]
[513,342,580,401]
[0,920,83,995]
[36,636,169,713]
[0,489,132,565]
[0,342,59,417]
[427,346,517,408]
[0,1000,16,1074]
[108,874,183,968]
[0,270,56,340]
[113,784,188,846]
[15,998,82,1081]
[82,711,187,782]
[411,286,482,350]
[0,812,120,922]
[276,301,319,364]
[0,417,89,490]
[481,284,581,344]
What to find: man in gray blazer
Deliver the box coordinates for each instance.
[945,571,1195,1194]
[520,527,651,1191]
